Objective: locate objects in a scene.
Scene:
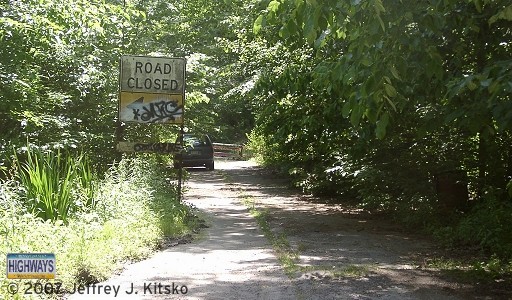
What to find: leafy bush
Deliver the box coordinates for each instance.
[450,189,512,259]
[246,130,282,166]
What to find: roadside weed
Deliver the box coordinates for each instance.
[332,264,371,278]
[0,156,193,299]
[299,264,372,278]
[425,256,512,283]
[10,146,97,223]
[241,194,300,277]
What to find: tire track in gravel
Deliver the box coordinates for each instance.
[221,161,478,300]
[69,160,297,300]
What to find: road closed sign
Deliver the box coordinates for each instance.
[119,55,185,124]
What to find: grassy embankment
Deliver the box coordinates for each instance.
[0,148,196,299]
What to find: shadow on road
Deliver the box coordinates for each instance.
[183,160,508,300]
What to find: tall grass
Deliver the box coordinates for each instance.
[1,155,194,299]
[75,154,97,209]
[12,147,95,222]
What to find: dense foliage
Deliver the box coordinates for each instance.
[247,0,512,258]
[0,0,256,167]
[1,0,143,167]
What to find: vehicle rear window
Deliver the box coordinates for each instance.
[183,135,210,146]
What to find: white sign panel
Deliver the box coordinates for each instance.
[120,55,185,94]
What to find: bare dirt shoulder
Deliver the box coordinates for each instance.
[221,160,511,300]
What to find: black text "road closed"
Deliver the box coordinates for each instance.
[126,61,179,92]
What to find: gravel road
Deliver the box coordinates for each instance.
[69,160,296,300]
[69,160,509,300]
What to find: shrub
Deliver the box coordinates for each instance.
[452,189,512,259]
[0,156,191,299]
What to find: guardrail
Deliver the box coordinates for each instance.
[212,143,243,160]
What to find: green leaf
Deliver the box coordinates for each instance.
[426,48,444,79]
[372,0,386,13]
[268,0,280,13]
[384,83,397,97]
[336,28,347,39]
[342,101,351,118]
[304,11,318,44]
[375,111,389,139]
[281,18,299,38]
[279,25,289,38]
[254,15,265,34]
[488,81,500,94]
[366,107,378,123]
[473,0,482,13]
[467,80,478,91]
[377,14,386,32]
[389,65,400,80]
[489,4,512,24]
[385,96,397,112]
[361,57,372,67]
[350,105,363,127]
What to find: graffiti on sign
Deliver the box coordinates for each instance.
[117,142,183,154]
[128,96,182,123]
[119,93,183,124]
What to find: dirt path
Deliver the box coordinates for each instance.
[69,160,296,300]
[69,160,504,299]
[221,161,466,300]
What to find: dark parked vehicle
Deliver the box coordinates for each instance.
[174,134,214,170]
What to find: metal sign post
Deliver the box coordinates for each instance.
[177,124,184,201]
[116,55,186,201]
